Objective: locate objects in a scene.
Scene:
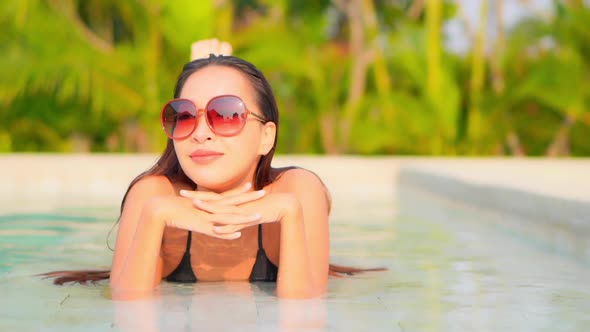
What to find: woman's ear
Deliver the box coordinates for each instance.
[258,122,276,156]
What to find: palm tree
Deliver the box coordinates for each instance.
[491,0,590,156]
[0,0,217,152]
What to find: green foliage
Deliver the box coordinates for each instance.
[160,1,215,50]
[480,0,590,156]
[0,0,588,155]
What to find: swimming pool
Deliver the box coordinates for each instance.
[1,156,589,331]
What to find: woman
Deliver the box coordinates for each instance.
[112,53,331,299]
[42,40,380,299]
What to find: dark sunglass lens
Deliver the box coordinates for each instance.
[163,100,196,138]
[206,96,246,135]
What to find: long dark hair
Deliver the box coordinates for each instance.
[40,55,383,285]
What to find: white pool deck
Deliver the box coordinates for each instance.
[1,155,589,331]
[1,154,588,213]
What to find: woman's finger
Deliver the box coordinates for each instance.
[212,222,257,235]
[179,182,252,201]
[208,211,262,227]
[167,211,258,235]
[216,182,252,198]
[193,199,239,214]
[192,197,263,219]
[212,189,265,206]
[179,190,221,201]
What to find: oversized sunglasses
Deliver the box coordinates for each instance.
[161,95,266,139]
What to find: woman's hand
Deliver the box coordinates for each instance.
[190,38,232,61]
[162,182,267,240]
[190,192,301,236]
[179,182,262,205]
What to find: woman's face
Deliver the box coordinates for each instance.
[173,65,275,192]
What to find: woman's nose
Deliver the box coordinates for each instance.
[191,110,214,143]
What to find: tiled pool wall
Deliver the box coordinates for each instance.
[397,162,590,265]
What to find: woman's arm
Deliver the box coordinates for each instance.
[110,177,264,298]
[109,176,174,291]
[274,194,314,297]
[276,169,330,297]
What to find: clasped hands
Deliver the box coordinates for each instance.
[162,183,298,240]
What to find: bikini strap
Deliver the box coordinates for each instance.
[186,231,192,252]
[257,224,263,249]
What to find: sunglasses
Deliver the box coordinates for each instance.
[161,95,266,139]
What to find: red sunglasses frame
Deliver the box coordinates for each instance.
[160,94,266,140]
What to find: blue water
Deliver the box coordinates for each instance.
[1,190,589,331]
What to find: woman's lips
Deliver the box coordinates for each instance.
[189,149,224,163]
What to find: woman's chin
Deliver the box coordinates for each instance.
[186,174,237,192]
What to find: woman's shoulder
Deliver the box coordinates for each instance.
[271,166,332,212]
[128,175,182,197]
[272,167,327,190]
[132,175,171,189]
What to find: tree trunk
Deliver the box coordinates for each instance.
[333,0,373,152]
[506,131,525,156]
[546,114,575,157]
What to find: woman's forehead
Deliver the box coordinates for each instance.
[180,66,256,107]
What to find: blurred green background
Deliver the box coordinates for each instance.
[1,0,589,155]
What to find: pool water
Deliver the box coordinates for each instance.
[1,188,589,331]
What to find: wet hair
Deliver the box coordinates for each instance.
[40,55,381,285]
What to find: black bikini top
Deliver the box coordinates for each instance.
[166,224,278,283]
